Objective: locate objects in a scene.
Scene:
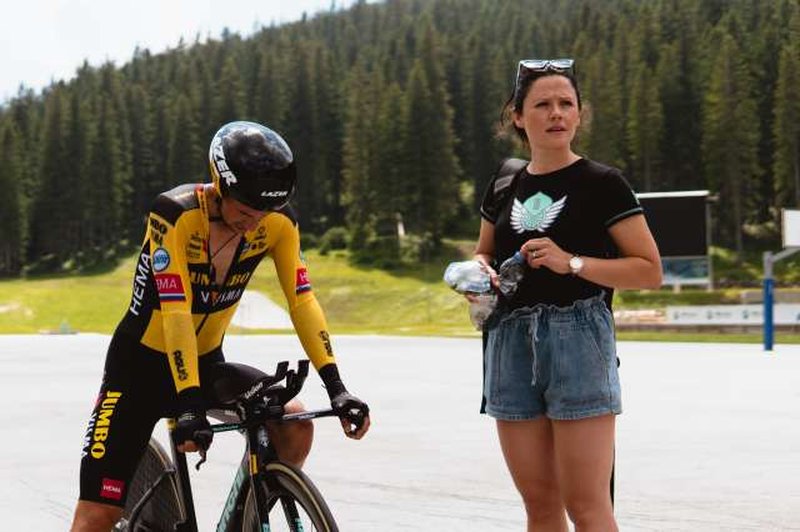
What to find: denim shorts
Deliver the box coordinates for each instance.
[482,294,622,421]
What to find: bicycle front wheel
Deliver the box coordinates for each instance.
[240,461,338,532]
[114,438,183,531]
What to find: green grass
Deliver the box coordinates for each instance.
[0,259,135,333]
[244,249,477,336]
[0,244,797,342]
[0,249,479,336]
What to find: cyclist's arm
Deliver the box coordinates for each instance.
[148,202,200,397]
[271,215,337,373]
[271,216,370,438]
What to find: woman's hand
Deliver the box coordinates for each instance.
[521,237,571,274]
[469,256,498,297]
[463,257,499,330]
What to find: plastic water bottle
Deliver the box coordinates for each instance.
[497,251,526,298]
[443,260,492,294]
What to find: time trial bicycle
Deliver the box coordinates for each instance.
[113,359,357,531]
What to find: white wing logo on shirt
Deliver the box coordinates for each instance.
[510,193,567,233]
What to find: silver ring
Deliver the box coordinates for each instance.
[531,249,537,259]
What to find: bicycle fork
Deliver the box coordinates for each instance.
[247,425,306,532]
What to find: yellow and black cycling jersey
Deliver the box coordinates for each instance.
[116,183,335,395]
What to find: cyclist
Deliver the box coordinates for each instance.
[70,121,371,532]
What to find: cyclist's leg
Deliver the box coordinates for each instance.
[266,398,314,467]
[70,501,122,532]
[72,334,171,531]
[200,350,314,467]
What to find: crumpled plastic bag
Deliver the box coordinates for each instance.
[467,292,497,330]
[443,260,497,330]
[443,260,491,294]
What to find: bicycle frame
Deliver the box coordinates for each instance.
[125,359,338,532]
[204,409,338,532]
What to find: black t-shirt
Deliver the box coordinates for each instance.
[480,158,643,310]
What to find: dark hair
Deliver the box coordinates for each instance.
[500,71,583,144]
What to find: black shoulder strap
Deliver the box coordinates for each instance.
[493,157,528,207]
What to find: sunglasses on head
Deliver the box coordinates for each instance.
[515,58,575,90]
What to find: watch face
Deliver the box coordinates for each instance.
[569,256,584,273]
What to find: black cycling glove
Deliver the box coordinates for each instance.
[319,364,370,432]
[173,388,213,451]
[331,391,370,430]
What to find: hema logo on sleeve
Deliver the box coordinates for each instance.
[155,273,186,302]
[295,267,311,294]
[129,252,151,316]
[210,138,238,186]
[100,478,125,501]
[152,248,170,272]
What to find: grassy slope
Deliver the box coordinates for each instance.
[0,259,135,334]
[0,250,476,336]
[242,249,474,336]
[1,247,798,342]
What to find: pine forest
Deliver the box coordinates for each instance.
[1,0,799,276]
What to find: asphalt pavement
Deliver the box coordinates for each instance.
[1,334,799,531]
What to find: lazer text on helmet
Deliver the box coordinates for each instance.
[211,139,238,186]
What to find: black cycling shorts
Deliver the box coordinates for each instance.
[78,332,224,507]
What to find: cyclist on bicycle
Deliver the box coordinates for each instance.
[70,121,371,532]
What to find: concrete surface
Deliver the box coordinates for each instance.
[230,290,292,329]
[0,335,799,531]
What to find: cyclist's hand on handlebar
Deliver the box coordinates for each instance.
[174,410,213,453]
[320,365,370,439]
[330,391,371,439]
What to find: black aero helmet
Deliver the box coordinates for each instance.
[208,121,297,211]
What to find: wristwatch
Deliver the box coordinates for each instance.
[568,255,584,276]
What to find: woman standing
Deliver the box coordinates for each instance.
[474,59,661,531]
